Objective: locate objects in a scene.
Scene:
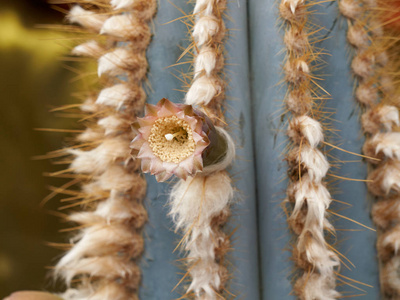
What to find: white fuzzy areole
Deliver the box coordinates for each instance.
[339,0,361,20]
[383,256,400,294]
[378,105,400,130]
[68,6,107,32]
[169,171,232,230]
[186,76,220,105]
[98,48,131,77]
[297,273,341,300]
[69,138,130,174]
[299,146,330,182]
[98,115,128,135]
[96,84,132,109]
[55,224,139,285]
[111,0,135,9]
[72,40,104,57]
[347,25,368,48]
[58,256,137,287]
[194,0,214,15]
[94,195,137,222]
[382,226,400,254]
[193,15,219,46]
[96,165,136,191]
[62,281,130,300]
[289,115,324,147]
[371,132,400,160]
[195,46,217,77]
[77,128,104,142]
[380,162,400,194]
[188,258,221,299]
[288,175,339,280]
[80,98,98,113]
[297,59,309,73]
[298,232,339,275]
[351,53,374,79]
[289,175,332,229]
[101,14,137,39]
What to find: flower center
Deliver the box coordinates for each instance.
[148,116,196,163]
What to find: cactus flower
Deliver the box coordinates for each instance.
[131,98,226,181]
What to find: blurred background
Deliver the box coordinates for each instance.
[0,0,78,297]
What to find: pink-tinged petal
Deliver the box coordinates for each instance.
[138,143,156,159]
[194,147,205,157]
[141,158,151,173]
[193,154,203,171]
[138,125,152,139]
[183,115,198,129]
[138,116,157,127]
[157,105,174,118]
[150,157,164,174]
[192,132,205,143]
[145,103,158,116]
[155,171,172,182]
[176,111,185,119]
[131,121,140,133]
[179,156,195,173]
[130,134,145,150]
[197,139,209,148]
[194,121,203,133]
[162,161,178,173]
[162,98,182,114]
[173,166,188,180]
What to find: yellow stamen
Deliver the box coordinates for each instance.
[148,116,196,163]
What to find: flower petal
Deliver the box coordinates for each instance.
[155,170,172,182]
[145,103,158,116]
[150,157,164,174]
[141,158,151,173]
[138,142,156,159]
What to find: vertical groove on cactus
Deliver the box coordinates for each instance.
[169,0,236,299]
[340,0,400,298]
[49,1,157,299]
[280,0,341,298]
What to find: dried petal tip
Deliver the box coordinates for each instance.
[131,98,228,181]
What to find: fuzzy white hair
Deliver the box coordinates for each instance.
[194,46,217,77]
[186,76,221,105]
[110,0,135,10]
[169,171,233,298]
[377,105,400,131]
[193,16,220,47]
[72,41,104,58]
[69,138,130,174]
[96,84,133,109]
[101,14,142,39]
[68,6,107,32]
[288,115,324,147]
[369,132,400,160]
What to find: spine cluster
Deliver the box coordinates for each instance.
[169,0,235,299]
[340,1,400,298]
[280,0,340,298]
[53,1,156,299]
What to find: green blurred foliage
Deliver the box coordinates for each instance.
[0,0,82,297]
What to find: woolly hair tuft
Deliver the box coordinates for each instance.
[50,1,156,299]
